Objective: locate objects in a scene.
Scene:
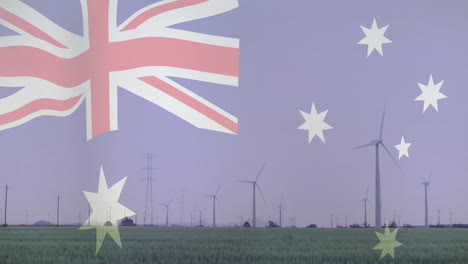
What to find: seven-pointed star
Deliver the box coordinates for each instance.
[79,166,135,254]
[394,136,412,159]
[358,18,392,57]
[415,75,447,112]
[373,227,403,259]
[297,103,333,144]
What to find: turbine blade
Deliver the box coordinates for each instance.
[353,142,376,149]
[255,163,266,182]
[236,180,254,184]
[256,183,266,204]
[381,143,403,175]
[215,185,221,196]
[216,197,221,207]
[379,105,386,140]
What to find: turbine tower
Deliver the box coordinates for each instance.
[205,185,221,227]
[160,201,171,227]
[361,188,369,227]
[354,107,401,228]
[422,176,431,228]
[237,164,266,228]
[276,195,286,227]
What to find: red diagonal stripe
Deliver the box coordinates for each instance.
[139,76,237,134]
[0,95,83,126]
[0,8,67,49]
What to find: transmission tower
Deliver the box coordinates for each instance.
[143,154,155,226]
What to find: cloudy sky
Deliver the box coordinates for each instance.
[0,0,467,227]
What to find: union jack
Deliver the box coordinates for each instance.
[0,0,239,140]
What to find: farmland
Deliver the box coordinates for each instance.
[0,227,467,263]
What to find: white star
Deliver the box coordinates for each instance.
[394,137,412,159]
[79,166,135,254]
[297,103,333,144]
[358,18,392,57]
[415,75,447,112]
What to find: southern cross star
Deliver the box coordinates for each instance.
[297,103,333,144]
[415,75,447,113]
[373,227,403,259]
[358,18,392,57]
[80,166,135,254]
[394,136,411,159]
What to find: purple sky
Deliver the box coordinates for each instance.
[0,0,468,227]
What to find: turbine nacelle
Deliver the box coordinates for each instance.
[421,175,432,189]
[237,180,255,184]
[421,174,432,186]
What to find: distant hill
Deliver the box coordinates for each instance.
[32,220,52,226]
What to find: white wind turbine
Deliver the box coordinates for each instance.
[275,194,286,227]
[237,164,266,228]
[160,201,171,227]
[354,107,402,228]
[422,175,431,228]
[205,185,221,227]
[361,188,369,227]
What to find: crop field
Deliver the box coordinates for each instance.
[0,227,468,264]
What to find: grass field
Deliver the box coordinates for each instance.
[1,227,468,263]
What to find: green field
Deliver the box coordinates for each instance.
[1,227,468,263]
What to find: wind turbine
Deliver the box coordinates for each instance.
[205,185,221,227]
[160,201,171,227]
[361,188,369,227]
[237,164,266,227]
[422,175,431,228]
[354,107,402,228]
[275,194,286,227]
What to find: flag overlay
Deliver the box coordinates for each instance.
[0,0,468,262]
[0,0,239,140]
